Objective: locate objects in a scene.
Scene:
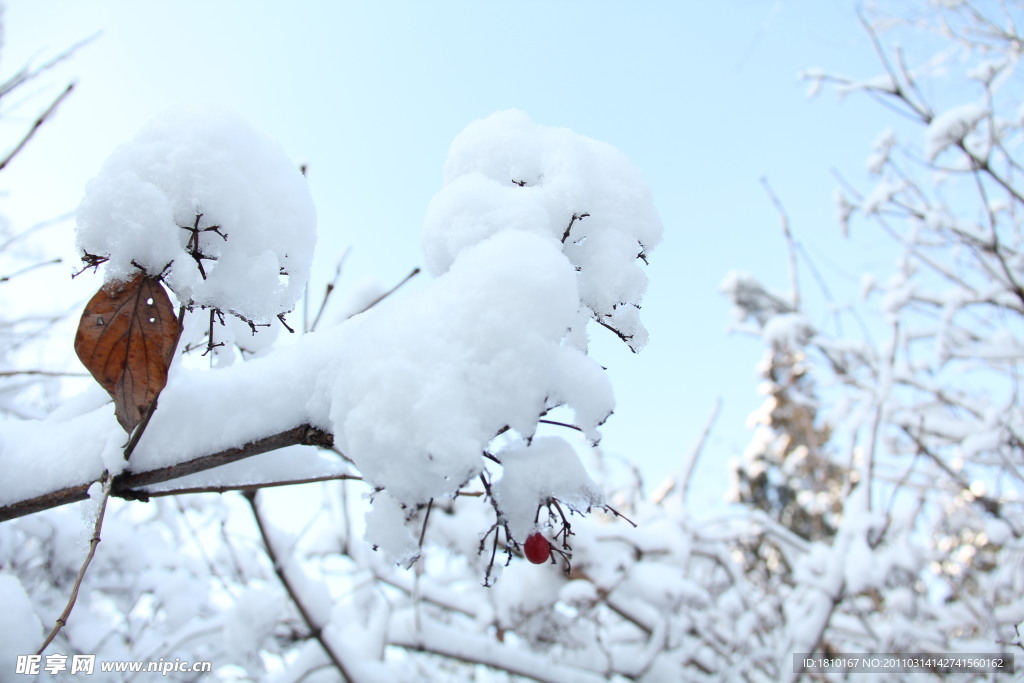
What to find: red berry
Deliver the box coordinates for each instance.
[524,532,550,564]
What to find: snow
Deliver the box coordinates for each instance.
[4,110,659,570]
[422,109,662,352]
[967,57,1011,84]
[0,405,121,504]
[363,490,419,565]
[6,8,1024,679]
[0,229,616,553]
[76,107,316,323]
[387,609,606,683]
[761,312,814,348]
[492,437,605,542]
[925,103,987,161]
[327,230,610,509]
[0,573,43,673]
[866,127,895,174]
[861,178,906,215]
[223,589,284,667]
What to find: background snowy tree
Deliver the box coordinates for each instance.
[724,1,1024,677]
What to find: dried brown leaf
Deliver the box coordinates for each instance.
[74,273,181,433]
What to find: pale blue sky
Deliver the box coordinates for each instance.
[2,1,895,509]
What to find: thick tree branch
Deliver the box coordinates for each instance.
[0,424,334,522]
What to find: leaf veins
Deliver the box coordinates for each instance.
[74,273,181,433]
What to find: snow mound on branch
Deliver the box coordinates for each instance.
[925,103,986,161]
[762,313,815,348]
[5,111,653,570]
[76,107,316,323]
[422,109,662,351]
[493,437,604,542]
[326,230,613,508]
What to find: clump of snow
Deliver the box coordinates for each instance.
[363,491,419,565]
[76,107,316,323]
[326,230,613,511]
[762,313,815,348]
[422,109,661,351]
[866,127,895,174]
[925,103,987,161]
[861,178,906,215]
[492,437,604,541]
[967,57,1010,84]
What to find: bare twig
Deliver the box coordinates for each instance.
[760,177,800,311]
[900,423,1003,518]
[119,472,364,500]
[418,499,434,548]
[0,257,62,283]
[0,32,97,100]
[37,473,112,653]
[352,267,421,318]
[0,83,75,174]
[0,212,73,251]
[561,212,590,243]
[309,248,350,332]
[653,398,722,506]
[538,418,583,433]
[596,318,634,349]
[0,369,88,378]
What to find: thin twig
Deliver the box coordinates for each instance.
[0,369,88,378]
[352,267,421,318]
[418,499,434,548]
[538,418,583,433]
[760,177,800,311]
[245,490,355,681]
[0,212,73,251]
[0,32,97,100]
[0,257,62,283]
[309,248,350,332]
[122,400,160,461]
[124,472,364,500]
[37,473,112,653]
[561,212,590,243]
[675,398,722,506]
[0,83,74,174]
